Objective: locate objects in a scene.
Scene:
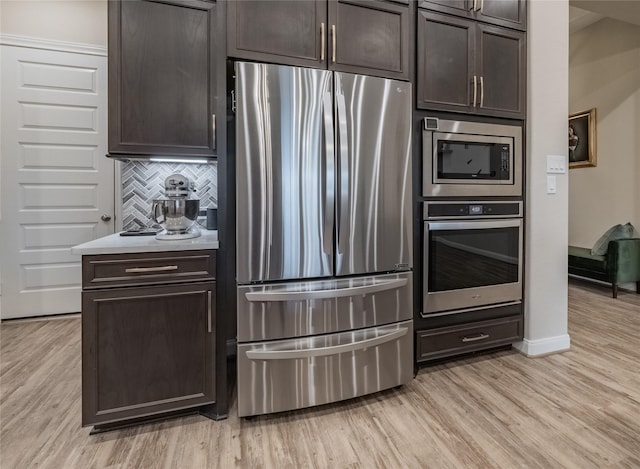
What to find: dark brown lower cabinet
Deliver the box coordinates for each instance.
[416,316,522,363]
[82,276,215,428]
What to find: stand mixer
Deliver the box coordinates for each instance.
[152,174,201,240]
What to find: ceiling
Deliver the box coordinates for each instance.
[569,0,640,33]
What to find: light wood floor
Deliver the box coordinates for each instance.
[1,279,639,468]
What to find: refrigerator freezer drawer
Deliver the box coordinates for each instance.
[237,272,412,342]
[237,320,413,417]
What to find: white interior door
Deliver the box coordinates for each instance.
[0,44,114,319]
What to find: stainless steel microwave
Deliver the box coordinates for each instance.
[422,118,523,197]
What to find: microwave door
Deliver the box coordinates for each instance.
[432,133,514,185]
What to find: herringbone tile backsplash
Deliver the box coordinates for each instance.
[121,161,217,230]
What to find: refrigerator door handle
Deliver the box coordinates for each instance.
[322,91,335,257]
[245,277,408,302]
[245,327,409,360]
[335,89,349,254]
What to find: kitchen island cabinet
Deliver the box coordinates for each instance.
[227,0,412,80]
[72,233,225,431]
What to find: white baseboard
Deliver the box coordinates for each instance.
[513,334,571,357]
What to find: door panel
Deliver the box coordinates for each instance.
[477,24,525,118]
[235,62,333,283]
[237,272,412,341]
[329,0,410,80]
[109,0,217,157]
[237,320,413,417]
[416,10,475,112]
[335,73,412,276]
[0,45,114,319]
[228,0,327,68]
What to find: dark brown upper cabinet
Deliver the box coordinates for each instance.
[416,10,525,119]
[227,0,411,81]
[108,0,219,159]
[419,0,526,31]
[227,0,326,68]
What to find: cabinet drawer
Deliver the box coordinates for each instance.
[82,250,215,289]
[416,315,522,362]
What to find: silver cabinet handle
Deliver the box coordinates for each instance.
[472,0,477,10]
[480,0,484,12]
[331,24,336,63]
[462,333,489,343]
[320,22,325,61]
[100,214,112,222]
[207,290,212,333]
[124,265,179,273]
[246,327,408,360]
[245,277,408,302]
[480,76,484,108]
[212,114,216,151]
[321,91,335,257]
[472,75,477,107]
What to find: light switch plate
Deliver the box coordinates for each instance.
[547,154,566,174]
[547,175,557,194]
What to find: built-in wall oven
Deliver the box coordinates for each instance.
[422,118,523,198]
[423,200,523,316]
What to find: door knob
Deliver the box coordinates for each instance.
[101,214,112,222]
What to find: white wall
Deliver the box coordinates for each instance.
[569,19,640,248]
[0,1,107,46]
[515,0,570,356]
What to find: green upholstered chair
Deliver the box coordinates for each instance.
[568,238,640,298]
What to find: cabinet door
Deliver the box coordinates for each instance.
[82,282,215,426]
[108,0,217,158]
[328,0,411,80]
[416,10,475,112]
[419,0,526,31]
[476,0,526,30]
[418,0,473,19]
[227,0,327,68]
[476,24,525,118]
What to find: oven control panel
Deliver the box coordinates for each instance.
[425,201,523,219]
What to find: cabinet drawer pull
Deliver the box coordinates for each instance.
[462,333,489,343]
[320,22,325,61]
[124,265,179,273]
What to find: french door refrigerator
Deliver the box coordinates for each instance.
[235,61,413,417]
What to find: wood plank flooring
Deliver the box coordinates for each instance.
[1,279,639,468]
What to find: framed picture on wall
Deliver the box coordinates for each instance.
[569,108,597,168]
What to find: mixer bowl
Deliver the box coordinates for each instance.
[152,198,200,233]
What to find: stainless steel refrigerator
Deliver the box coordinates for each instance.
[235,61,413,417]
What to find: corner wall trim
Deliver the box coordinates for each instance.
[513,334,571,357]
[0,34,107,56]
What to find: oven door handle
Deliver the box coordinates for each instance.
[428,219,522,231]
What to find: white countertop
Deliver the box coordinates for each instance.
[71,229,219,255]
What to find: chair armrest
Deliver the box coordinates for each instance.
[607,238,640,283]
